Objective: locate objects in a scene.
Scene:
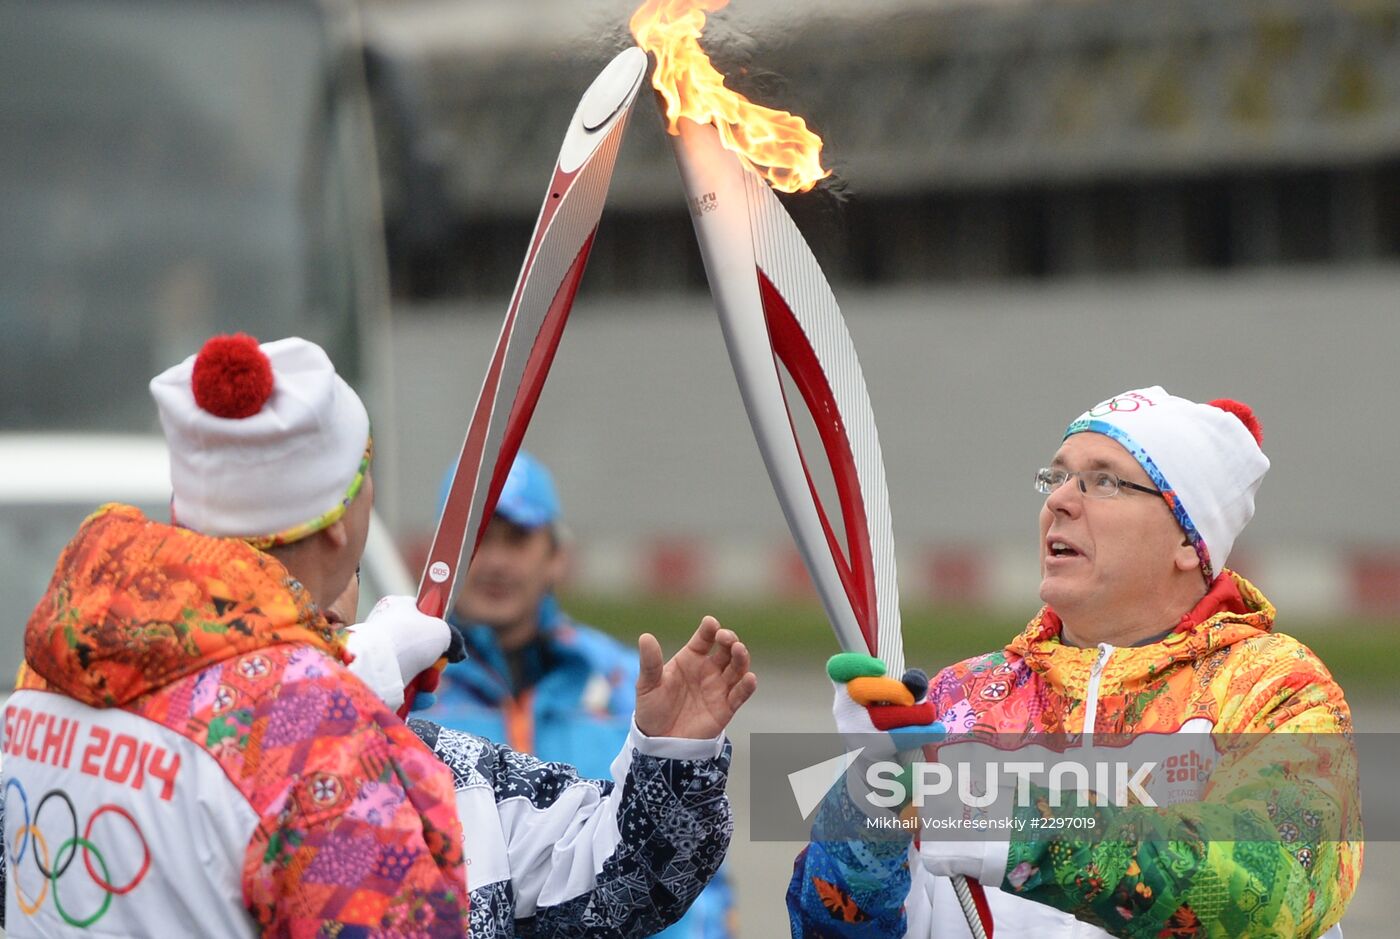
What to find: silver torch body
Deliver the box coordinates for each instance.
[669,115,993,939]
[669,116,904,678]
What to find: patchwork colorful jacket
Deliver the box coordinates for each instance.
[789,572,1363,938]
[2,504,468,936]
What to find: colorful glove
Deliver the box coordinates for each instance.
[829,652,940,739]
[829,654,1012,887]
[828,652,946,828]
[344,595,452,711]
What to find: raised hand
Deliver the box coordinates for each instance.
[635,616,758,739]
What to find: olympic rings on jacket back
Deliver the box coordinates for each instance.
[3,778,153,927]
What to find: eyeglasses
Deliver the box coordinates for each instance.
[1034,467,1161,499]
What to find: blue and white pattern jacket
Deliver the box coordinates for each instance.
[408,718,733,938]
[431,596,736,937]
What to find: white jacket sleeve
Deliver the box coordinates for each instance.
[408,718,732,939]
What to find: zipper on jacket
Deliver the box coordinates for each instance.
[1081,643,1114,743]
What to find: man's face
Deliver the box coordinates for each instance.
[1038,433,1190,619]
[455,515,561,633]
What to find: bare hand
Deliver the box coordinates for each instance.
[635,616,758,739]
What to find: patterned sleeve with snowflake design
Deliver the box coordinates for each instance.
[410,719,733,938]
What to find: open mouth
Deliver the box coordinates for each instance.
[1047,540,1082,559]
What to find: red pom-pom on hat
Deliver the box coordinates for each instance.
[1210,398,1263,446]
[192,333,274,418]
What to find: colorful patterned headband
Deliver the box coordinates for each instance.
[241,436,374,550]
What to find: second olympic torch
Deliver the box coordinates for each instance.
[403,48,648,715]
[668,112,994,939]
[669,118,904,677]
[659,78,995,939]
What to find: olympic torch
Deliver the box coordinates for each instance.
[402,47,649,715]
[669,118,904,677]
[632,1,992,934]
[670,110,996,939]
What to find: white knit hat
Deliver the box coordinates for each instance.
[150,334,371,546]
[1065,386,1269,581]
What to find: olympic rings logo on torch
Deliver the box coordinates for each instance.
[5,779,151,928]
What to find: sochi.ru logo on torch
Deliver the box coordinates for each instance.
[689,192,718,216]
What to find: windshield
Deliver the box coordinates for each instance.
[0,0,376,430]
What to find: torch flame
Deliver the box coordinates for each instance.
[630,0,831,193]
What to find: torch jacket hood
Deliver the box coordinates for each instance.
[947,570,1306,738]
[22,503,346,706]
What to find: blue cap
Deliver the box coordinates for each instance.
[439,450,560,529]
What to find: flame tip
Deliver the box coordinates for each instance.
[630,0,828,195]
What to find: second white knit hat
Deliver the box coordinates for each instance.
[1065,386,1268,580]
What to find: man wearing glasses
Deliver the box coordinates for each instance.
[789,387,1361,938]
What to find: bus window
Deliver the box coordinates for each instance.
[0,0,388,431]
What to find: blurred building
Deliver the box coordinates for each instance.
[365,0,1400,295]
[6,0,1395,617]
[0,0,404,519]
[366,0,1400,618]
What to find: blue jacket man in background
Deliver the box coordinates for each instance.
[429,451,736,938]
